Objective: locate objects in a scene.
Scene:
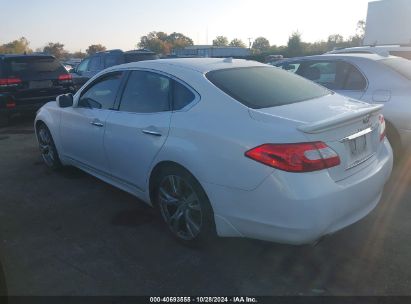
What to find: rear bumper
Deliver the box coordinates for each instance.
[204,139,393,245]
[0,93,71,116]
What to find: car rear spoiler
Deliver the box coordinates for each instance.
[297,104,383,134]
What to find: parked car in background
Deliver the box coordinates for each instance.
[71,49,158,91]
[0,54,74,127]
[35,58,392,245]
[328,45,411,60]
[274,53,411,157]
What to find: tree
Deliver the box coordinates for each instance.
[166,32,193,49]
[286,32,304,57]
[86,44,106,56]
[138,31,171,54]
[72,51,87,59]
[252,37,270,53]
[43,42,67,59]
[229,38,246,48]
[0,37,32,54]
[138,31,194,55]
[212,36,228,47]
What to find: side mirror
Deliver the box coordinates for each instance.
[57,94,74,108]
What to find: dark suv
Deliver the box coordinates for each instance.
[0,54,75,126]
[71,49,159,90]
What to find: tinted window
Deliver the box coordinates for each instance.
[3,56,66,78]
[294,61,366,91]
[124,53,159,63]
[79,72,123,110]
[206,67,329,109]
[381,58,411,81]
[119,71,171,113]
[276,62,301,73]
[89,56,101,71]
[173,81,195,110]
[104,54,120,68]
[76,58,90,73]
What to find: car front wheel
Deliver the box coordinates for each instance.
[37,123,62,169]
[154,166,216,244]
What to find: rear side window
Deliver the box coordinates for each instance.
[104,54,120,68]
[173,81,195,110]
[79,72,123,110]
[293,61,366,91]
[206,67,329,109]
[89,56,102,71]
[381,58,411,81]
[119,71,171,113]
[3,56,66,78]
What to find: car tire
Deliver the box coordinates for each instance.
[36,123,62,170]
[386,122,402,162]
[153,166,216,245]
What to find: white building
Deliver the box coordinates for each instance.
[364,0,411,46]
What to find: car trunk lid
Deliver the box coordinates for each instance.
[249,94,384,181]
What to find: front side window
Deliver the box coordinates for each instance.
[76,58,90,73]
[104,54,120,68]
[206,66,329,109]
[119,71,171,113]
[78,72,123,110]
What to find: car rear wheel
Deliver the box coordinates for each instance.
[37,124,62,169]
[154,166,216,244]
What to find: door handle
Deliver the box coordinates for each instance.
[90,120,104,127]
[142,129,162,137]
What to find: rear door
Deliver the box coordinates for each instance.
[104,70,174,191]
[60,71,125,174]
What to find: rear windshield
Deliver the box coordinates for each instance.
[206,66,330,109]
[3,56,66,79]
[381,58,411,81]
[124,53,159,63]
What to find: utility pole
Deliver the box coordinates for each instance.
[248,37,253,49]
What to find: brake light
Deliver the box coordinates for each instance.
[379,114,386,141]
[245,142,340,172]
[58,74,72,83]
[6,100,16,109]
[0,78,22,88]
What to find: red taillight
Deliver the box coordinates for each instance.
[6,100,16,109]
[58,74,72,81]
[379,114,386,141]
[0,78,22,88]
[245,142,340,173]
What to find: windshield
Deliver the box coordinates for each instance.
[380,57,411,81]
[206,66,330,109]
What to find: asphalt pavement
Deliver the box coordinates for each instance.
[0,116,411,296]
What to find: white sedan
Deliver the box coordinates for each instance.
[274,53,411,157]
[35,58,393,245]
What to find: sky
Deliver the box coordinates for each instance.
[0,0,371,52]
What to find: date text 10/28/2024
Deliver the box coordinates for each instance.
[150,297,258,303]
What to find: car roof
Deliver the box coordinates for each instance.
[0,54,55,60]
[110,58,267,74]
[278,53,395,63]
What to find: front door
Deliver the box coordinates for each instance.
[60,71,124,174]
